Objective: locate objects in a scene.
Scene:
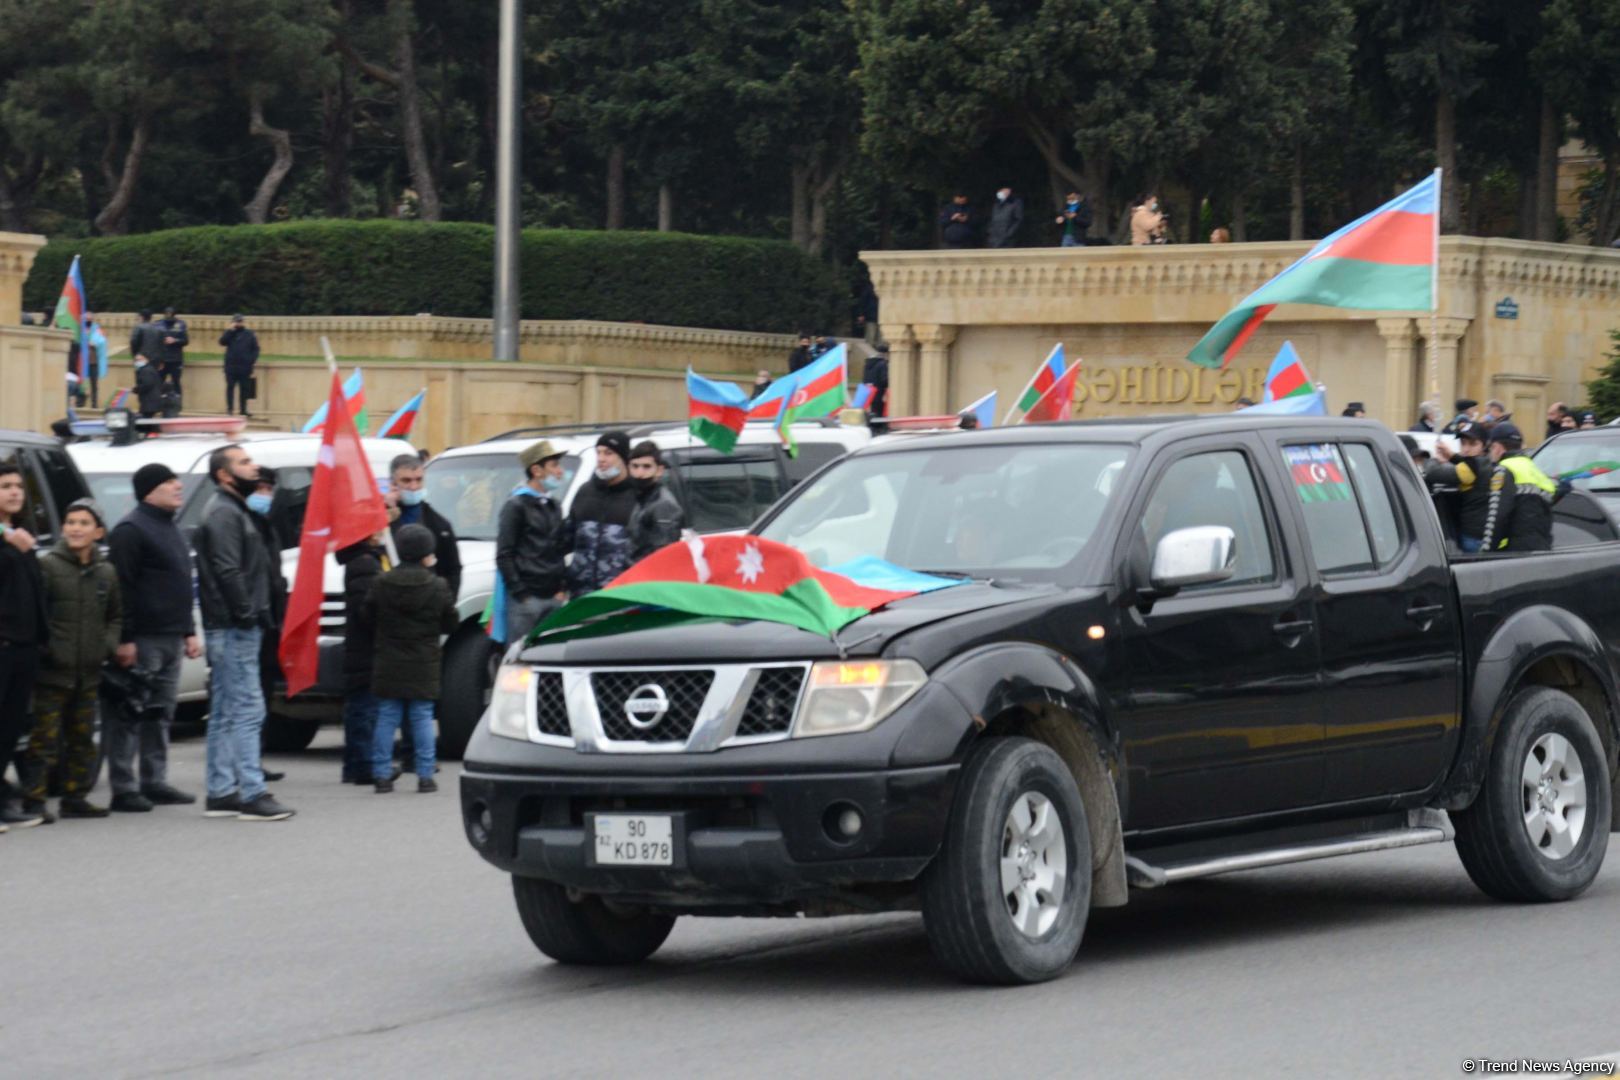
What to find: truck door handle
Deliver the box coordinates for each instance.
[1272,618,1313,641]
[1406,602,1445,629]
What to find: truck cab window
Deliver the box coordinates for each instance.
[1284,442,1403,574]
[1140,450,1275,588]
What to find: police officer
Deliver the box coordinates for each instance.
[1484,422,1556,552]
[1429,420,1504,553]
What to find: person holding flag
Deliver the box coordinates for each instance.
[1004,344,1066,424]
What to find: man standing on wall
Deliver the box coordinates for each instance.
[157,306,189,398]
[220,315,260,419]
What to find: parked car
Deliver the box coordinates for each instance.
[462,415,1620,984]
[0,428,93,546]
[423,419,871,758]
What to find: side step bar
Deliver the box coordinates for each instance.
[1125,809,1455,889]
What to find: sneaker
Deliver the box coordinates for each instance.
[261,767,286,783]
[110,792,154,813]
[58,797,110,819]
[374,779,394,794]
[141,783,197,806]
[237,794,295,822]
[1,805,46,828]
[21,800,56,825]
[204,793,243,817]
[417,777,438,794]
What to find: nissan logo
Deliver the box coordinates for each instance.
[623,684,671,730]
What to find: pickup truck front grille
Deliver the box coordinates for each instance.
[592,670,714,743]
[735,667,806,738]
[534,672,569,738]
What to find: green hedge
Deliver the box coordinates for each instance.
[22,220,843,335]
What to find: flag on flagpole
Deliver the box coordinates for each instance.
[687,368,752,453]
[1018,360,1083,424]
[301,368,366,434]
[1260,341,1315,402]
[53,255,87,348]
[1004,343,1065,423]
[87,321,108,381]
[851,383,876,411]
[769,345,848,456]
[107,388,131,410]
[959,390,997,429]
[1188,171,1439,369]
[376,388,427,439]
[1240,390,1328,416]
[279,372,389,697]
[746,344,849,421]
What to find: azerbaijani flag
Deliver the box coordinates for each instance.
[376,388,426,439]
[536,535,961,640]
[687,368,751,453]
[771,344,848,456]
[1005,344,1065,423]
[1189,170,1439,369]
[851,383,876,411]
[1284,444,1353,502]
[1260,341,1313,402]
[1018,360,1083,424]
[747,343,849,422]
[53,255,87,347]
[107,388,131,410]
[302,367,367,435]
[959,389,996,428]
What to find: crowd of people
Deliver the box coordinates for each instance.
[0,430,688,831]
[123,309,262,420]
[936,188,1176,248]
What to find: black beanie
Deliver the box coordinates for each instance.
[596,430,631,463]
[133,463,179,503]
[395,523,436,563]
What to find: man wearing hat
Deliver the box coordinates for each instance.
[627,440,686,562]
[219,314,260,419]
[495,439,571,645]
[1444,398,1479,435]
[1430,420,1505,553]
[106,464,202,812]
[564,430,638,598]
[1483,422,1557,552]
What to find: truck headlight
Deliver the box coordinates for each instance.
[488,665,533,741]
[792,659,927,738]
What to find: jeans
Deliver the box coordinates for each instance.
[374,698,435,781]
[0,642,41,804]
[106,634,180,795]
[1458,535,1484,553]
[205,627,269,802]
[1061,234,1082,247]
[342,689,378,781]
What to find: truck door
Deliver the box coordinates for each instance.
[1117,440,1325,830]
[1272,438,1458,799]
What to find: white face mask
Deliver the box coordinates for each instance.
[997,191,1009,202]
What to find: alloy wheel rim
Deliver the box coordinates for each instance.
[1521,732,1587,860]
[1000,791,1068,939]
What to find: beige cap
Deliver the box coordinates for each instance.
[519,439,564,469]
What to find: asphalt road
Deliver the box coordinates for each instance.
[4,730,1617,1080]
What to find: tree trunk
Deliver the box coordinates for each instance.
[1518,169,1538,241]
[1289,143,1305,240]
[0,164,33,233]
[789,161,810,251]
[1231,191,1247,242]
[876,179,892,250]
[322,56,355,218]
[1436,93,1460,233]
[1082,152,1109,240]
[1019,113,1085,192]
[1535,92,1560,242]
[808,160,840,259]
[657,183,673,232]
[392,9,440,221]
[93,116,150,236]
[1594,157,1620,246]
[244,92,295,225]
[605,143,625,229]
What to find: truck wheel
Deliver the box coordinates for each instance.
[261,717,320,753]
[1453,687,1612,902]
[920,736,1091,985]
[439,628,498,761]
[511,876,675,966]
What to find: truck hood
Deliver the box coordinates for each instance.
[517,581,1052,666]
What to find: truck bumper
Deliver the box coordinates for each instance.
[459,763,957,908]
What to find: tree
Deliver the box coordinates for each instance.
[338,0,443,220]
[1536,0,1620,245]
[1583,329,1620,420]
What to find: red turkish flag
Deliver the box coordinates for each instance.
[1018,360,1083,424]
[278,371,388,697]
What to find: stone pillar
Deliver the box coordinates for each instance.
[1418,316,1472,424]
[879,323,916,416]
[0,231,45,321]
[579,369,603,422]
[0,232,56,433]
[1375,317,1419,429]
[912,323,957,416]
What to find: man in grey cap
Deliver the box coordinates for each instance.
[495,440,572,644]
[219,314,260,418]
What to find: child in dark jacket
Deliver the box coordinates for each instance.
[336,531,392,785]
[366,524,458,793]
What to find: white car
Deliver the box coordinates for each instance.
[69,431,408,738]
[421,419,871,756]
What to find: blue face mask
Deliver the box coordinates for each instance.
[399,488,425,507]
[542,474,564,493]
[246,492,273,516]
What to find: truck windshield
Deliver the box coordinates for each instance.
[1532,435,1620,490]
[757,442,1131,581]
[425,453,581,541]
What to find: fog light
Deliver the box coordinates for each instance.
[823,802,864,843]
[468,801,492,848]
[838,808,863,838]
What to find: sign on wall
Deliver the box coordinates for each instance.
[1494,297,1520,320]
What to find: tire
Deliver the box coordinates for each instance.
[261,717,321,753]
[920,736,1092,985]
[1453,687,1612,902]
[438,628,498,761]
[511,876,676,966]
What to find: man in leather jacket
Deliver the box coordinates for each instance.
[627,441,686,561]
[496,439,570,645]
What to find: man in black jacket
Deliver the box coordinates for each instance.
[987,186,1024,248]
[157,306,189,395]
[133,354,164,421]
[219,314,260,418]
[0,462,50,830]
[193,445,293,822]
[940,193,975,248]
[386,453,460,600]
[106,463,201,812]
[861,344,890,420]
[627,441,686,561]
[565,431,638,597]
[496,439,569,644]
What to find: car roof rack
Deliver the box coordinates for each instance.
[70,414,251,442]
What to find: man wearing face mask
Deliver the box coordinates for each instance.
[495,440,571,645]
[1055,191,1091,247]
[193,444,294,822]
[987,186,1024,248]
[563,431,638,597]
[245,468,290,783]
[627,441,686,561]
[386,454,460,600]
[1131,193,1166,245]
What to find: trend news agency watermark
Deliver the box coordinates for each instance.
[1461,1060,1616,1076]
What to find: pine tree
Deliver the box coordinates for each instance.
[1583,329,1620,423]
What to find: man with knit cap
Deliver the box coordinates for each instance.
[563,430,638,597]
[106,463,201,812]
[495,439,570,644]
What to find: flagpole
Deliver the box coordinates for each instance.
[1429,168,1442,401]
[320,335,339,377]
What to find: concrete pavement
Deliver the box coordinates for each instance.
[2,730,1616,1079]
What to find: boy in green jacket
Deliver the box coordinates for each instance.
[21,499,132,820]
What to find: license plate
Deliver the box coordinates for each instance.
[592,814,675,866]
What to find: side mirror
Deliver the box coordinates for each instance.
[1150,526,1236,593]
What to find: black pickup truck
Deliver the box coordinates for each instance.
[460,417,1618,984]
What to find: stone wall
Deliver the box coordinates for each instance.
[863,237,1620,439]
[0,232,57,434]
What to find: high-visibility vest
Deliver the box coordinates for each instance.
[1498,454,1557,494]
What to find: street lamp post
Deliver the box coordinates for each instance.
[493,0,522,362]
